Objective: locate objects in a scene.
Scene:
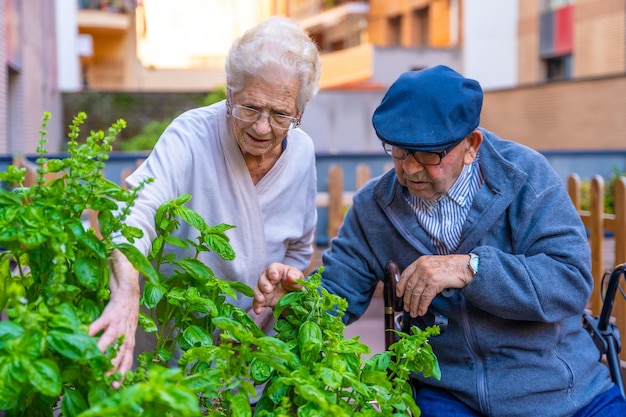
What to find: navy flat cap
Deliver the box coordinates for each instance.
[372,65,483,151]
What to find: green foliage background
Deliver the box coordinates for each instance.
[61,87,226,151]
[579,167,626,214]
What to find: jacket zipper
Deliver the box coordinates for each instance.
[460,297,490,414]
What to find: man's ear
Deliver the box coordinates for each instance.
[463,130,482,164]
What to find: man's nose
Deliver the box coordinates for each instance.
[404,154,426,171]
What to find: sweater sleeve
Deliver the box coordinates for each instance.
[121,113,198,255]
[462,167,593,323]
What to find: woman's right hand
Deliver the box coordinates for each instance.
[253,262,304,314]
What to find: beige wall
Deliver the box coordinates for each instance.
[481,74,626,151]
[517,0,541,85]
[510,0,624,146]
[574,0,625,78]
[518,0,625,84]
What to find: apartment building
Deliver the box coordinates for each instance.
[69,0,626,94]
[0,0,62,154]
[3,0,625,156]
[285,0,517,90]
[484,0,626,154]
[287,0,516,153]
[519,0,625,84]
[73,0,272,92]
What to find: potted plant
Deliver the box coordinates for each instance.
[0,112,440,416]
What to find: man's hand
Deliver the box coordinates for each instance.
[396,254,474,317]
[253,262,304,314]
[89,249,140,379]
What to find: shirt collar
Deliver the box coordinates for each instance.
[445,162,473,207]
[403,159,477,214]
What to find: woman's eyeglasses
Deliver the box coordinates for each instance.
[228,103,301,131]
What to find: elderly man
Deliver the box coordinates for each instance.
[254,65,626,416]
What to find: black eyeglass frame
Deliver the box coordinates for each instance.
[227,101,301,131]
[382,138,466,166]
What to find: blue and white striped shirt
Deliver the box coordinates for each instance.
[403,159,484,255]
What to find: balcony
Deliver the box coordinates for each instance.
[319,43,462,90]
[295,1,369,33]
[79,0,135,13]
[77,0,134,33]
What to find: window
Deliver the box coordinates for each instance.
[412,7,429,46]
[388,15,402,46]
[541,0,574,11]
[544,54,572,82]
[329,39,345,51]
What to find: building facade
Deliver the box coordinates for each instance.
[70,0,273,92]
[293,0,626,157]
[518,0,625,84]
[482,0,626,153]
[3,0,625,156]
[1,0,62,153]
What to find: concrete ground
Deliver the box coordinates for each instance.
[344,292,387,358]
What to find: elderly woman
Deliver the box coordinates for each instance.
[89,16,321,376]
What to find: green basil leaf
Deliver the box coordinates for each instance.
[96,209,115,236]
[142,281,166,309]
[47,330,102,361]
[274,290,305,318]
[61,385,89,417]
[363,351,392,372]
[28,358,61,397]
[202,232,235,261]
[172,258,213,283]
[73,257,100,290]
[318,366,343,389]
[138,309,158,334]
[174,205,207,234]
[0,321,24,348]
[82,231,107,259]
[49,304,83,330]
[162,235,189,249]
[227,281,254,297]
[228,390,252,417]
[182,325,211,348]
[115,242,158,284]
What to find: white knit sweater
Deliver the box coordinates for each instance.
[123,100,317,313]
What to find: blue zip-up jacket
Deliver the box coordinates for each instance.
[320,129,614,416]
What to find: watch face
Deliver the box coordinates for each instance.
[469,254,479,274]
[470,257,479,270]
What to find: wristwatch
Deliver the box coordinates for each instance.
[467,253,480,277]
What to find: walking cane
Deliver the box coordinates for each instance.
[383,260,403,351]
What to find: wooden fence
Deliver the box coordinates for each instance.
[568,174,626,372]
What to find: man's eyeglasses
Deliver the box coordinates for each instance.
[228,103,301,131]
[382,138,465,166]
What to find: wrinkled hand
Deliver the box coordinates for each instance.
[396,254,474,317]
[88,250,140,381]
[253,262,304,314]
